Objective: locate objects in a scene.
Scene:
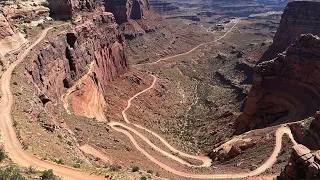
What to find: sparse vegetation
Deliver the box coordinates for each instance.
[147,170,153,174]
[132,166,139,172]
[72,163,80,168]
[108,164,122,172]
[12,82,18,86]
[54,159,64,165]
[140,176,147,180]
[0,148,6,162]
[0,166,25,180]
[26,166,37,174]
[41,169,55,180]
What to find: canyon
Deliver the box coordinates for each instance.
[1,0,320,180]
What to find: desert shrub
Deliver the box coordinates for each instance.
[54,159,64,165]
[132,166,139,172]
[41,169,55,180]
[140,176,147,180]
[72,164,80,168]
[26,166,36,174]
[0,166,25,180]
[0,148,6,161]
[108,164,122,171]
[147,170,153,174]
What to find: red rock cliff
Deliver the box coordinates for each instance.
[48,0,103,19]
[27,12,128,105]
[260,1,320,61]
[235,34,320,134]
[104,0,150,23]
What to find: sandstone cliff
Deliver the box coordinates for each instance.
[27,11,128,120]
[48,0,103,20]
[260,1,320,61]
[104,0,150,23]
[235,34,320,134]
[278,144,320,180]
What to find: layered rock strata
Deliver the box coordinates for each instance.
[48,0,103,20]
[235,34,320,134]
[149,0,179,13]
[27,12,128,120]
[278,144,320,180]
[260,1,320,61]
[104,0,150,23]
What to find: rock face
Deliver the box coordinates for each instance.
[210,138,255,161]
[104,0,150,23]
[260,1,320,61]
[0,12,27,56]
[0,13,14,41]
[48,0,103,19]
[278,144,320,180]
[27,12,128,112]
[235,34,320,134]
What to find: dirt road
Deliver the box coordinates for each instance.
[0,24,106,180]
[109,19,300,179]
[145,19,241,65]
[1,19,299,180]
[109,74,298,179]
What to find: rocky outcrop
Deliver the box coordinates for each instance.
[210,138,255,161]
[290,112,320,151]
[104,0,150,23]
[0,12,27,56]
[2,5,49,23]
[48,0,103,20]
[260,1,320,61]
[27,12,128,112]
[70,75,107,121]
[0,13,14,40]
[278,144,320,180]
[235,34,320,134]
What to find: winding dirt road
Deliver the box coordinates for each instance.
[109,74,298,179]
[0,25,106,180]
[109,19,300,179]
[1,19,300,180]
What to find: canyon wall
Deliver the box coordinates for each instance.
[235,34,320,134]
[27,11,128,112]
[48,0,103,19]
[104,0,150,23]
[260,1,320,61]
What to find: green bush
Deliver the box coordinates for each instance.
[41,169,55,180]
[0,166,25,180]
[72,163,80,168]
[140,176,147,180]
[54,159,64,165]
[147,170,153,174]
[0,148,6,162]
[132,166,139,172]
